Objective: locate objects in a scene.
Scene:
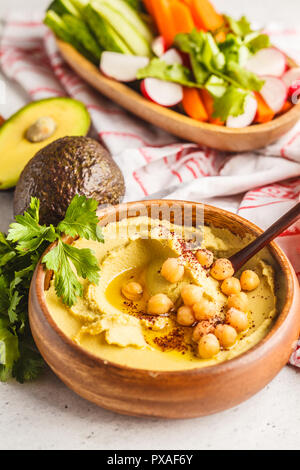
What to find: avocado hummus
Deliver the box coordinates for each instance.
[45,216,278,371]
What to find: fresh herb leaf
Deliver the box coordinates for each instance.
[212,87,250,121]
[225,15,252,38]
[137,58,200,87]
[57,194,103,242]
[0,194,103,382]
[227,60,264,91]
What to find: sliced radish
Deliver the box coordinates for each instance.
[161,48,183,65]
[260,76,288,113]
[100,52,149,82]
[152,36,167,57]
[283,67,300,99]
[245,48,287,77]
[141,78,183,107]
[226,94,257,128]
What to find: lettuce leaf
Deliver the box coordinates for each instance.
[137,58,201,87]
[212,87,250,121]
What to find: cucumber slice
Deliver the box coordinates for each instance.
[95,0,152,43]
[44,11,98,64]
[84,3,133,54]
[48,0,80,17]
[90,1,151,56]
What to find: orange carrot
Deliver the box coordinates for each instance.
[151,0,177,47]
[170,0,195,35]
[182,88,208,121]
[279,100,293,115]
[200,89,224,125]
[143,0,155,18]
[254,92,275,123]
[190,0,224,32]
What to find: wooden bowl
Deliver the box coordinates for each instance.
[57,40,300,152]
[29,200,300,418]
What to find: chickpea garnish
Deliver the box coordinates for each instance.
[192,321,215,342]
[240,270,260,291]
[181,284,203,306]
[221,277,241,296]
[198,334,220,359]
[161,258,184,283]
[196,249,214,268]
[193,299,216,321]
[147,294,173,316]
[226,308,248,332]
[177,306,195,326]
[215,324,237,348]
[227,292,248,312]
[210,258,234,281]
[121,282,143,301]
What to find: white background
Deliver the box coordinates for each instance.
[1,0,300,451]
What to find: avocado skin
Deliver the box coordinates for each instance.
[14,136,125,226]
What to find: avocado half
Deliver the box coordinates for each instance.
[0,98,91,190]
[14,136,125,225]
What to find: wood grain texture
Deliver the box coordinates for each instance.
[29,201,300,418]
[57,40,300,152]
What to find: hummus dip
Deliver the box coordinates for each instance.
[45,217,279,371]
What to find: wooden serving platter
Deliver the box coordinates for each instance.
[57,40,300,152]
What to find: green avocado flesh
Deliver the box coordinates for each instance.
[0,98,90,190]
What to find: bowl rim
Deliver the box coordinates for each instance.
[33,199,296,377]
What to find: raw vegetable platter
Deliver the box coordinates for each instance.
[46,0,300,151]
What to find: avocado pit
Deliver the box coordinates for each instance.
[26,116,57,143]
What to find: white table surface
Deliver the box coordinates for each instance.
[1,0,300,451]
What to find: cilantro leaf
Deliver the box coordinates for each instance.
[57,194,103,242]
[12,341,44,383]
[43,241,84,307]
[212,87,249,121]
[62,243,100,285]
[137,58,200,87]
[0,327,19,381]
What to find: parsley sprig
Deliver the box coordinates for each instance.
[0,195,103,383]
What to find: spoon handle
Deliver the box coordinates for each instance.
[229,201,300,273]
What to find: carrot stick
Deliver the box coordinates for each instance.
[200,89,224,125]
[182,88,208,121]
[279,100,293,115]
[151,0,177,47]
[170,0,195,35]
[190,0,224,32]
[142,0,155,18]
[254,92,275,123]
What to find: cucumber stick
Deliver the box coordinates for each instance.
[84,3,132,54]
[44,10,98,64]
[95,0,152,43]
[62,14,102,60]
[48,0,80,17]
[89,1,151,56]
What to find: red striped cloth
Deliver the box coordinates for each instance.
[0,15,299,366]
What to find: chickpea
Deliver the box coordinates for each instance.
[161,258,184,283]
[240,270,260,292]
[198,334,220,359]
[147,293,173,316]
[196,249,214,268]
[121,282,143,301]
[181,284,203,306]
[215,324,237,348]
[227,292,248,312]
[221,277,241,296]
[177,306,195,326]
[226,308,248,332]
[210,258,234,281]
[192,321,215,342]
[193,299,216,321]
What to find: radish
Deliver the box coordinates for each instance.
[282,67,300,100]
[245,48,287,77]
[161,48,183,65]
[141,78,183,107]
[100,52,149,82]
[226,94,257,128]
[260,76,287,113]
[152,36,167,57]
